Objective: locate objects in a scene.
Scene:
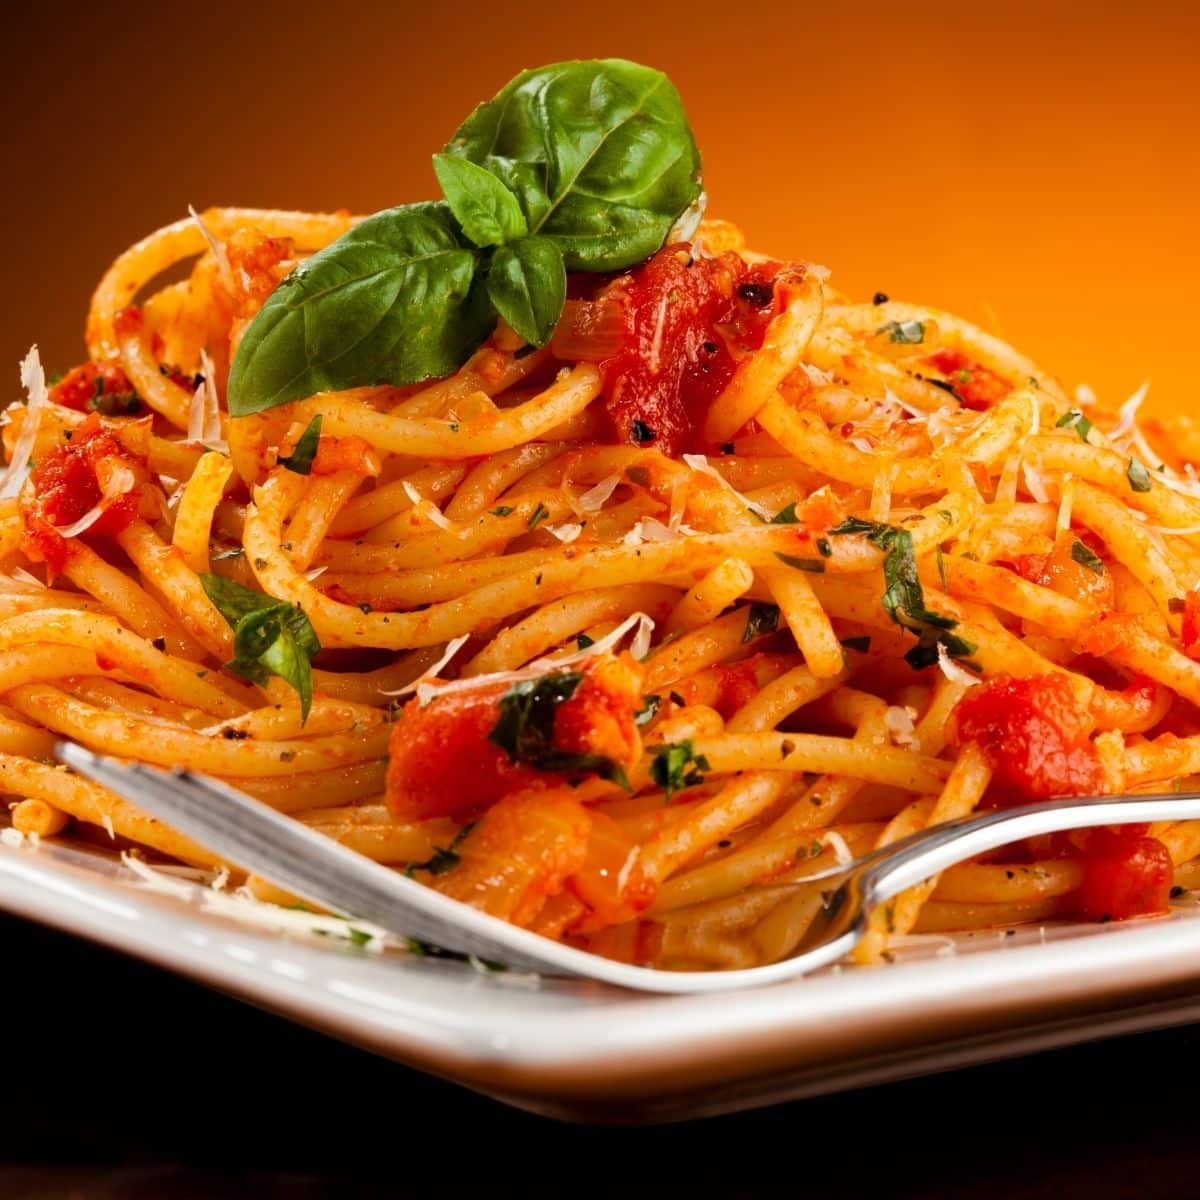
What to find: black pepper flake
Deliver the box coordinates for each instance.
[630,419,656,443]
[872,292,889,305]
[358,602,373,614]
[221,728,249,740]
[717,839,732,848]
[1171,885,1186,898]
[719,442,735,455]
[669,690,686,707]
[701,341,720,355]
[151,637,166,652]
[736,282,773,307]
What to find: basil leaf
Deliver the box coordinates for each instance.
[770,502,799,524]
[1071,539,1105,574]
[278,414,322,475]
[201,574,321,721]
[742,602,780,643]
[774,552,825,573]
[486,236,566,347]
[1127,459,1152,493]
[650,740,710,800]
[444,59,702,271]
[1056,409,1093,443]
[432,153,528,248]
[228,203,493,415]
[488,670,628,787]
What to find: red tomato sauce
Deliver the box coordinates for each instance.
[924,348,1012,411]
[951,673,1105,801]
[558,245,787,455]
[20,415,146,576]
[385,655,644,822]
[48,362,138,414]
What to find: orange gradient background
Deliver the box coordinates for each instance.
[4,1,1198,415]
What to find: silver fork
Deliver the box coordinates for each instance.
[55,743,1200,994]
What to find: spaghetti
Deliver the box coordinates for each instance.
[8,81,1200,974]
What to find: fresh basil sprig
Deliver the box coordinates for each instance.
[228,59,701,417]
[278,414,322,475]
[201,574,321,721]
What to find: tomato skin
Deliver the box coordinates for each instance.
[587,246,786,455]
[20,415,146,576]
[924,349,1011,411]
[1011,538,1113,610]
[385,656,643,822]
[1075,834,1173,921]
[951,673,1105,802]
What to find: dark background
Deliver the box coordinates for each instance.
[5,3,1200,1195]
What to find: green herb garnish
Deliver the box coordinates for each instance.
[488,670,629,787]
[228,60,701,415]
[527,502,550,530]
[277,414,322,475]
[878,319,925,344]
[201,574,321,721]
[1055,409,1093,442]
[1127,459,1152,493]
[770,502,799,525]
[1071,539,1105,574]
[774,552,826,573]
[743,602,781,643]
[828,517,976,670]
[650,740,711,800]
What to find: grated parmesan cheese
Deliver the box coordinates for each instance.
[577,474,620,512]
[937,643,981,687]
[188,205,234,291]
[884,705,921,751]
[546,522,582,544]
[401,481,453,530]
[1,346,48,499]
[682,453,773,521]
[187,349,227,452]
[380,634,471,698]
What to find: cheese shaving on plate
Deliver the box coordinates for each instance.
[1,346,48,499]
[937,643,982,687]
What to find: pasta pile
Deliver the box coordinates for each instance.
[4,205,1200,972]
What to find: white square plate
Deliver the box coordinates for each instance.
[4,833,1200,1123]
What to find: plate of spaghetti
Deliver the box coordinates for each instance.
[6,57,1200,1116]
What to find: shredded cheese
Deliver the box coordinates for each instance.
[381,634,470,699]
[682,453,773,520]
[577,474,621,512]
[187,349,227,452]
[937,643,981,687]
[187,204,234,291]
[1,346,48,499]
[884,705,921,751]
[546,522,582,544]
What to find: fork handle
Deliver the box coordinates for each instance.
[861,790,1200,911]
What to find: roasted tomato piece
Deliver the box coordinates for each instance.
[431,788,592,927]
[951,673,1105,802]
[560,245,788,455]
[48,362,140,415]
[1011,536,1113,610]
[924,348,1012,411]
[385,654,644,822]
[1075,834,1173,921]
[20,414,147,576]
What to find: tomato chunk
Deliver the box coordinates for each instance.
[924,348,1012,411]
[566,245,787,455]
[1011,536,1113,610]
[20,414,147,576]
[48,362,139,415]
[385,654,643,822]
[1075,833,1173,921]
[951,673,1105,801]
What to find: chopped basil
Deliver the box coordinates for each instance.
[828,516,976,670]
[841,636,872,653]
[878,319,925,344]
[575,633,595,650]
[742,602,780,644]
[490,505,515,516]
[277,414,322,474]
[650,740,711,800]
[201,574,321,721]
[816,537,833,557]
[405,823,474,878]
[1055,409,1093,443]
[488,670,629,787]
[774,552,825,573]
[527,502,550,530]
[634,694,661,726]
[936,545,948,591]
[1071,539,1104,574]
[770,502,799,525]
[1127,459,1152,493]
